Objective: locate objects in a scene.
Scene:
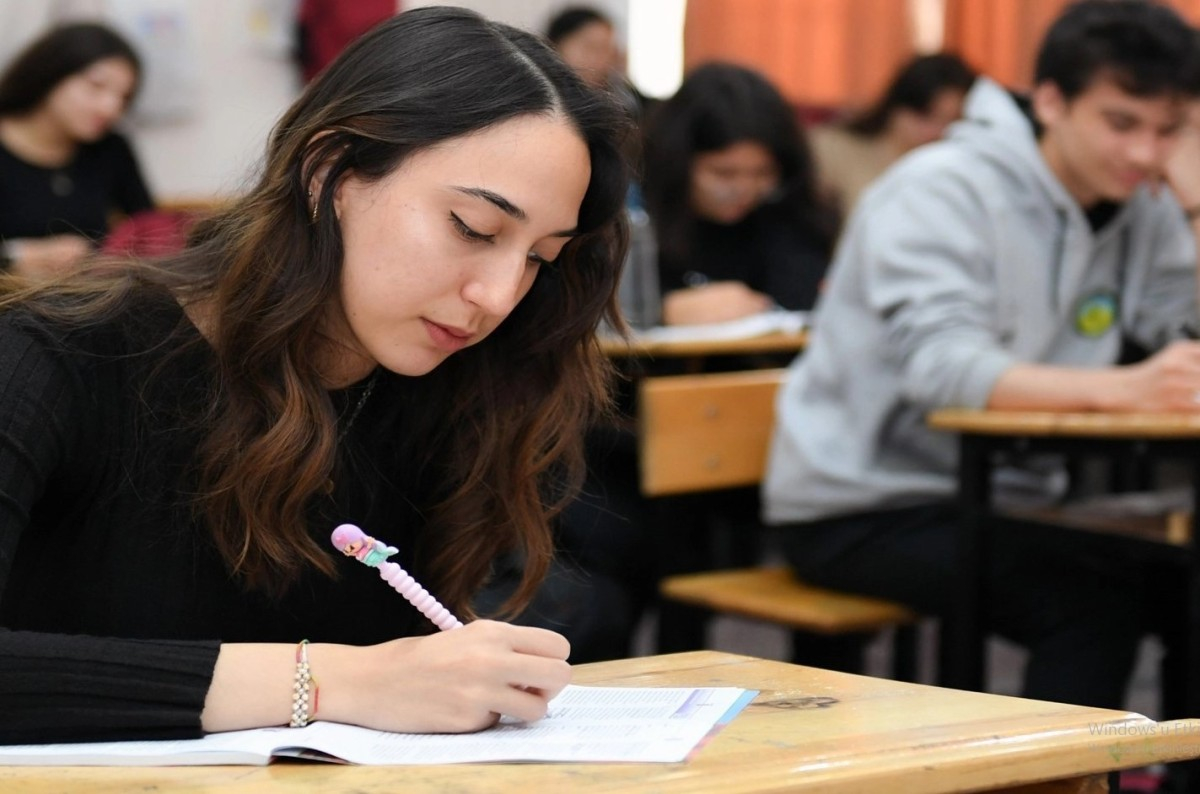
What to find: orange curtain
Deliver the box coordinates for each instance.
[684,0,915,110]
[944,0,1200,91]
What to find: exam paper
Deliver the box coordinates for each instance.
[0,685,756,766]
[629,310,808,344]
[323,686,753,764]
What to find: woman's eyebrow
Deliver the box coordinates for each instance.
[452,186,577,236]
[453,186,525,220]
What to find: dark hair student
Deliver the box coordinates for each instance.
[0,23,151,277]
[642,62,836,325]
[0,6,629,744]
[764,0,1200,742]
[811,52,975,216]
[546,5,612,48]
[844,52,975,137]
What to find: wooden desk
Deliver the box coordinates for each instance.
[930,408,1200,439]
[600,329,807,359]
[4,650,1200,793]
[928,409,1200,779]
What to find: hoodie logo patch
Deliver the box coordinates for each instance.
[1074,292,1118,337]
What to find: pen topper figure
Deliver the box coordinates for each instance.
[330,523,463,631]
[331,523,398,568]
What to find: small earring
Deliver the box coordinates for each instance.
[308,189,318,224]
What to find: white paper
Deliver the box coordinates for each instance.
[0,685,753,766]
[625,310,808,345]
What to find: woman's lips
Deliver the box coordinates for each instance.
[422,318,472,352]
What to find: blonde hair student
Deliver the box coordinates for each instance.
[0,6,629,743]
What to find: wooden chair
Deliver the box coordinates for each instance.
[639,368,785,497]
[639,368,920,679]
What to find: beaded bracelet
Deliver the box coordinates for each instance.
[289,639,319,728]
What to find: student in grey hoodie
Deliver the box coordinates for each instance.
[764,0,1200,710]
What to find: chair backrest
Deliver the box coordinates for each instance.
[638,368,787,497]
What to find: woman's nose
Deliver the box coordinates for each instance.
[462,253,531,316]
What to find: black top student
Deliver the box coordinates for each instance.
[0,24,152,278]
[643,63,838,325]
[0,7,630,743]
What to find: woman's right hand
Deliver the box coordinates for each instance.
[7,234,91,278]
[315,620,572,733]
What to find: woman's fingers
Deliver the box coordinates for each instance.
[490,685,557,724]
[507,624,571,660]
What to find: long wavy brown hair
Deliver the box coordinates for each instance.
[0,7,630,615]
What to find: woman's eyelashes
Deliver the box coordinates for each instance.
[451,212,558,267]
[449,212,495,243]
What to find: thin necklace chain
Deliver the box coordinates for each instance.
[337,370,379,442]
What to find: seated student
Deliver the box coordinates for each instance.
[643,63,837,326]
[0,6,629,743]
[0,23,153,278]
[764,0,1200,709]
[545,5,647,122]
[810,52,975,217]
[532,64,840,664]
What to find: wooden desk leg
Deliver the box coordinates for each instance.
[1172,470,1200,793]
[1149,464,1200,793]
[1188,472,1200,721]
[942,433,990,691]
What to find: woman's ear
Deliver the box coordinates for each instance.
[303,131,341,221]
[307,161,334,222]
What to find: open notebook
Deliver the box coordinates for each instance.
[0,685,755,766]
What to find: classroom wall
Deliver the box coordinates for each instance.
[409,0,627,42]
[128,0,300,201]
[0,0,104,65]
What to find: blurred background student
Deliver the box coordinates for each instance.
[505,62,843,664]
[544,6,659,330]
[810,52,976,218]
[0,22,152,278]
[642,63,837,326]
[545,5,647,122]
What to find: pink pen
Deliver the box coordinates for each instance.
[330,523,463,631]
